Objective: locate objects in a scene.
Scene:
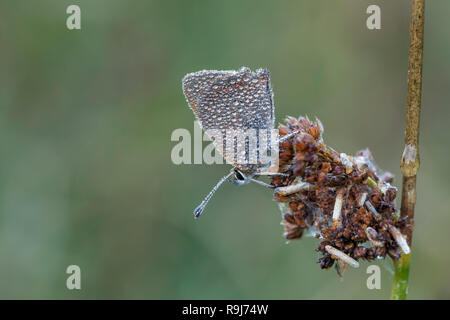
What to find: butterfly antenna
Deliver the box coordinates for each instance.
[193,171,233,218]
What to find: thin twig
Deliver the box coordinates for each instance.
[391,0,425,300]
[400,0,424,242]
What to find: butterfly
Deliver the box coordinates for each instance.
[182,67,297,217]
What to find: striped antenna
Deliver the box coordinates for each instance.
[193,172,233,218]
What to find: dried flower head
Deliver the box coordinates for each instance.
[271,116,412,272]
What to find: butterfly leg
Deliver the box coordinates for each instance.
[255,172,289,177]
[250,178,275,188]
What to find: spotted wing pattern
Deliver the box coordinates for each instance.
[182,67,275,170]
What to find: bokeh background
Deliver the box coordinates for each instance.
[0,0,448,299]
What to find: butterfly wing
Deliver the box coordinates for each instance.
[182,67,275,170]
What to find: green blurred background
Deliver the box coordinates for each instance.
[0,0,448,299]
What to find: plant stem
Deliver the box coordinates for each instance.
[391,0,425,300]
[391,253,411,300]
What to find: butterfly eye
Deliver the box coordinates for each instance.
[234,169,246,181]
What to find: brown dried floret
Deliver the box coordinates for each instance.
[272,116,410,273]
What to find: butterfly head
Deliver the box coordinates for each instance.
[229,167,253,186]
